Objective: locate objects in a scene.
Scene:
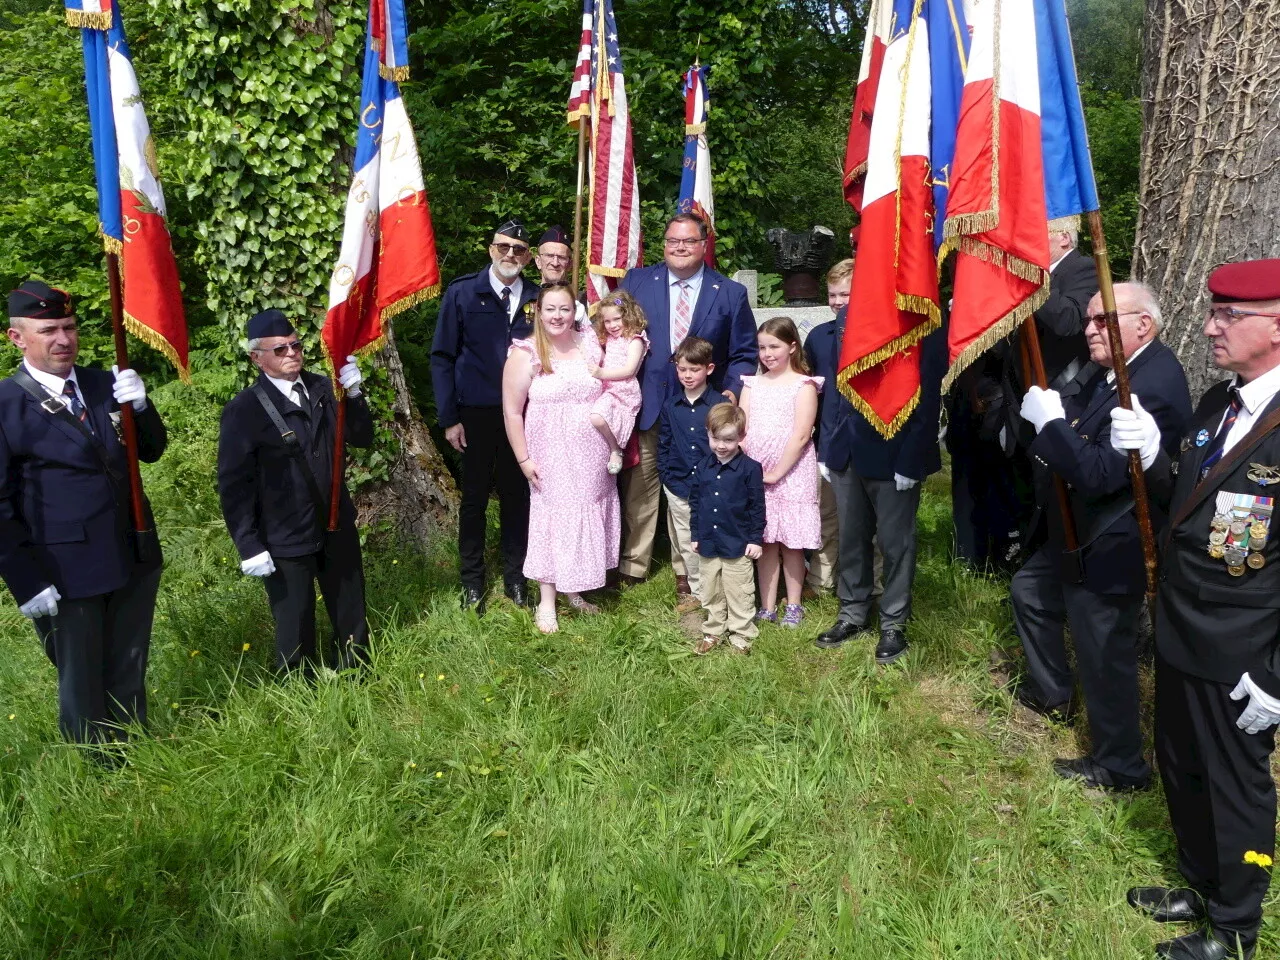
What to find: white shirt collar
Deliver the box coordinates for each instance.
[1048,249,1072,273]
[1232,362,1280,415]
[1105,340,1154,384]
[22,360,79,398]
[668,266,704,292]
[488,268,524,312]
[265,372,307,404]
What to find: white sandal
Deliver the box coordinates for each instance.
[607,450,624,474]
[535,609,559,634]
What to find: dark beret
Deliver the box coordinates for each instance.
[1208,259,1280,303]
[538,225,570,247]
[247,308,295,342]
[8,281,74,320]
[494,220,529,243]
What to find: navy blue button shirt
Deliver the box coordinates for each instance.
[657,386,718,499]
[688,450,766,559]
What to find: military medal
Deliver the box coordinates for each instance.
[1247,463,1280,487]
[1248,553,1267,570]
[1208,491,1274,576]
[1209,544,1226,559]
[1195,429,1211,447]
[1209,530,1227,546]
[1225,546,1248,567]
[1229,564,1247,577]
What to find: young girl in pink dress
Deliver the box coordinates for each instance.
[587,291,648,475]
[741,317,823,628]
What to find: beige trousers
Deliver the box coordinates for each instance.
[663,487,700,591]
[619,426,661,578]
[699,555,759,646]
[806,477,840,590]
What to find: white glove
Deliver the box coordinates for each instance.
[19,585,60,619]
[1230,672,1280,734]
[338,356,362,398]
[894,473,918,492]
[1109,395,1161,470]
[111,365,147,412]
[1019,386,1066,433]
[240,551,276,577]
[818,462,832,483]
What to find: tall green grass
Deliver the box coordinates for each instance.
[0,381,1264,958]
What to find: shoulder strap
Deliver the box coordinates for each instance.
[10,367,123,483]
[252,383,330,516]
[1171,403,1280,530]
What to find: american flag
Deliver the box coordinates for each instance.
[566,0,642,307]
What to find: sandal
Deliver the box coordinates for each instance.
[566,593,601,615]
[694,635,722,656]
[535,609,559,634]
[607,450,624,475]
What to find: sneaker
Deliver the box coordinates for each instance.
[727,635,752,655]
[780,603,805,628]
[675,595,702,614]
[755,608,778,624]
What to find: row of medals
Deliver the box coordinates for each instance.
[1208,515,1268,576]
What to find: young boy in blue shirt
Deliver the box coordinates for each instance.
[657,337,717,614]
[689,403,766,655]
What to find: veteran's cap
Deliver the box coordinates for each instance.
[247,308,296,342]
[538,225,569,247]
[1208,258,1280,303]
[8,281,74,320]
[494,220,529,243]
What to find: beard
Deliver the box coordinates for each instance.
[493,261,524,284]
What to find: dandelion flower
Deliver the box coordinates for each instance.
[392,559,399,565]
[1244,850,1272,867]
[6,714,14,721]
[418,672,425,679]
[437,674,446,681]
[171,702,179,710]
[242,643,251,652]
[435,771,443,778]
[189,650,200,658]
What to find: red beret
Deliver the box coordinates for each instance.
[1208,258,1280,303]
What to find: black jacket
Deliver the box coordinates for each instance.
[217,371,373,559]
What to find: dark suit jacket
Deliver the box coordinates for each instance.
[805,309,944,481]
[217,371,373,560]
[430,269,538,428]
[1031,248,1098,386]
[0,364,167,605]
[1027,339,1191,594]
[1144,378,1280,695]
[618,263,757,431]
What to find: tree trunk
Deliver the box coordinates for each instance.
[354,325,458,546]
[1132,0,1280,397]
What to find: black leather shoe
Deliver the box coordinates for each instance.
[1156,929,1253,960]
[1054,757,1151,792]
[504,582,531,607]
[462,586,486,617]
[815,620,865,649]
[1010,680,1075,724]
[1127,887,1206,924]
[875,628,908,664]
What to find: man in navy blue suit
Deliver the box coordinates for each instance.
[805,300,944,664]
[1014,281,1191,791]
[616,213,757,584]
[431,220,538,613]
[0,281,167,743]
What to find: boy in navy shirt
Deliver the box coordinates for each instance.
[657,337,717,614]
[689,403,765,655]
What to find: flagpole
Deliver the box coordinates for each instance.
[105,252,150,549]
[1019,316,1081,556]
[328,395,345,532]
[571,115,588,293]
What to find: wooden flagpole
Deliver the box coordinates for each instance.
[104,252,150,552]
[328,393,345,532]
[571,115,588,294]
[1019,316,1081,557]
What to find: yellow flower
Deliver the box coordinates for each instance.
[1259,854,1274,868]
[171,702,179,710]
[242,643,251,652]
[435,771,443,778]
[408,762,417,769]
[437,674,446,681]
[189,649,200,658]
[392,559,399,565]
[1244,850,1273,867]
[6,714,14,721]
[418,672,425,679]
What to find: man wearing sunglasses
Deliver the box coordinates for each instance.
[430,220,538,613]
[1112,259,1280,960]
[217,308,371,675]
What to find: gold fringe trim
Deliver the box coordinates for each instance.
[567,104,590,125]
[843,161,867,187]
[956,237,1047,285]
[838,300,941,379]
[102,234,123,255]
[943,209,998,240]
[379,63,409,83]
[940,273,1049,393]
[589,263,627,280]
[123,313,191,383]
[935,234,959,270]
[1047,214,1080,234]
[66,8,111,29]
[835,364,923,440]
[684,122,706,136]
[379,282,439,323]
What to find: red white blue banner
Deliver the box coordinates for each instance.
[842,0,894,214]
[677,65,716,269]
[324,0,440,374]
[66,0,188,379]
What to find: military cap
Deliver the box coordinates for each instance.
[494,220,529,243]
[9,281,74,320]
[247,308,296,342]
[538,225,570,247]
[1208,259,1280,303]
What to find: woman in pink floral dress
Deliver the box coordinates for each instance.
[502,282,620,633]
[741,317,823,628]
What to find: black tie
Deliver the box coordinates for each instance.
[292,382,309,413]
[500,286,512,322]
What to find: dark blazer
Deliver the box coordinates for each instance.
[805,309,944,481]
[217,371,373,560]
[430,269,538,428]
[0,364,167,605]
[1144,378,1280,695]
[1027,339,1191,594]
[618,263,757,431]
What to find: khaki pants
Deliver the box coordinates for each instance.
[699,555,758,647]
[620,426,661,578]
[664,487,700,592]
[806,476,839,591]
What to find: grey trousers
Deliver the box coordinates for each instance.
[828,463,922,629]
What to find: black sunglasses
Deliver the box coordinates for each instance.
[256,340,304,357]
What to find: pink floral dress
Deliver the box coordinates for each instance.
[589,331,647,449]
[510,331,620,592]
[741,373,824,549]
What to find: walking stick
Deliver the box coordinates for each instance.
[105,252,151,560]
[571,115,588,294]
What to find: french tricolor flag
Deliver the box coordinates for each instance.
[677,65,716,269]
[841,0,894,214]
[942,0,1100,388]
[324,0,439,374]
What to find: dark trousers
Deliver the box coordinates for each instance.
[828,462,922,629]
[458,405,529,591]
[1011,546,1148,780]
[34,566,161,743]
[263,523,368,672]
[1157,657,1275,945]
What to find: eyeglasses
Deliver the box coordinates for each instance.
[254,340,304,357]
[1084,310,1145,326]
[1205,306,1280,327]
[538,253,569,264]
[493,242,530,256]
[663,236,706,249]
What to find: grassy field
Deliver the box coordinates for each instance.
[0,381,1270,959]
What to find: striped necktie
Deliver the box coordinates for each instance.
[673,280,692,345]
[1200,387,1243,479]
[62,381,90,431]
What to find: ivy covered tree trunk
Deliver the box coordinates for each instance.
[1132,0,1280,396]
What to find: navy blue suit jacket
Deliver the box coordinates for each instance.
[0,365,167,605]
[430,269,538,428]
[1027,338,1191,594]
[618,264,757,431]
[805,310,944,481]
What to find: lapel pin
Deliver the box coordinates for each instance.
[1194,428,1210,447]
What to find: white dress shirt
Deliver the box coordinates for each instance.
[488,269,524,321]
[22,360,86,408]
[1221,362,1280,455]
[265,373,308,407]
[667,266,704,341]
